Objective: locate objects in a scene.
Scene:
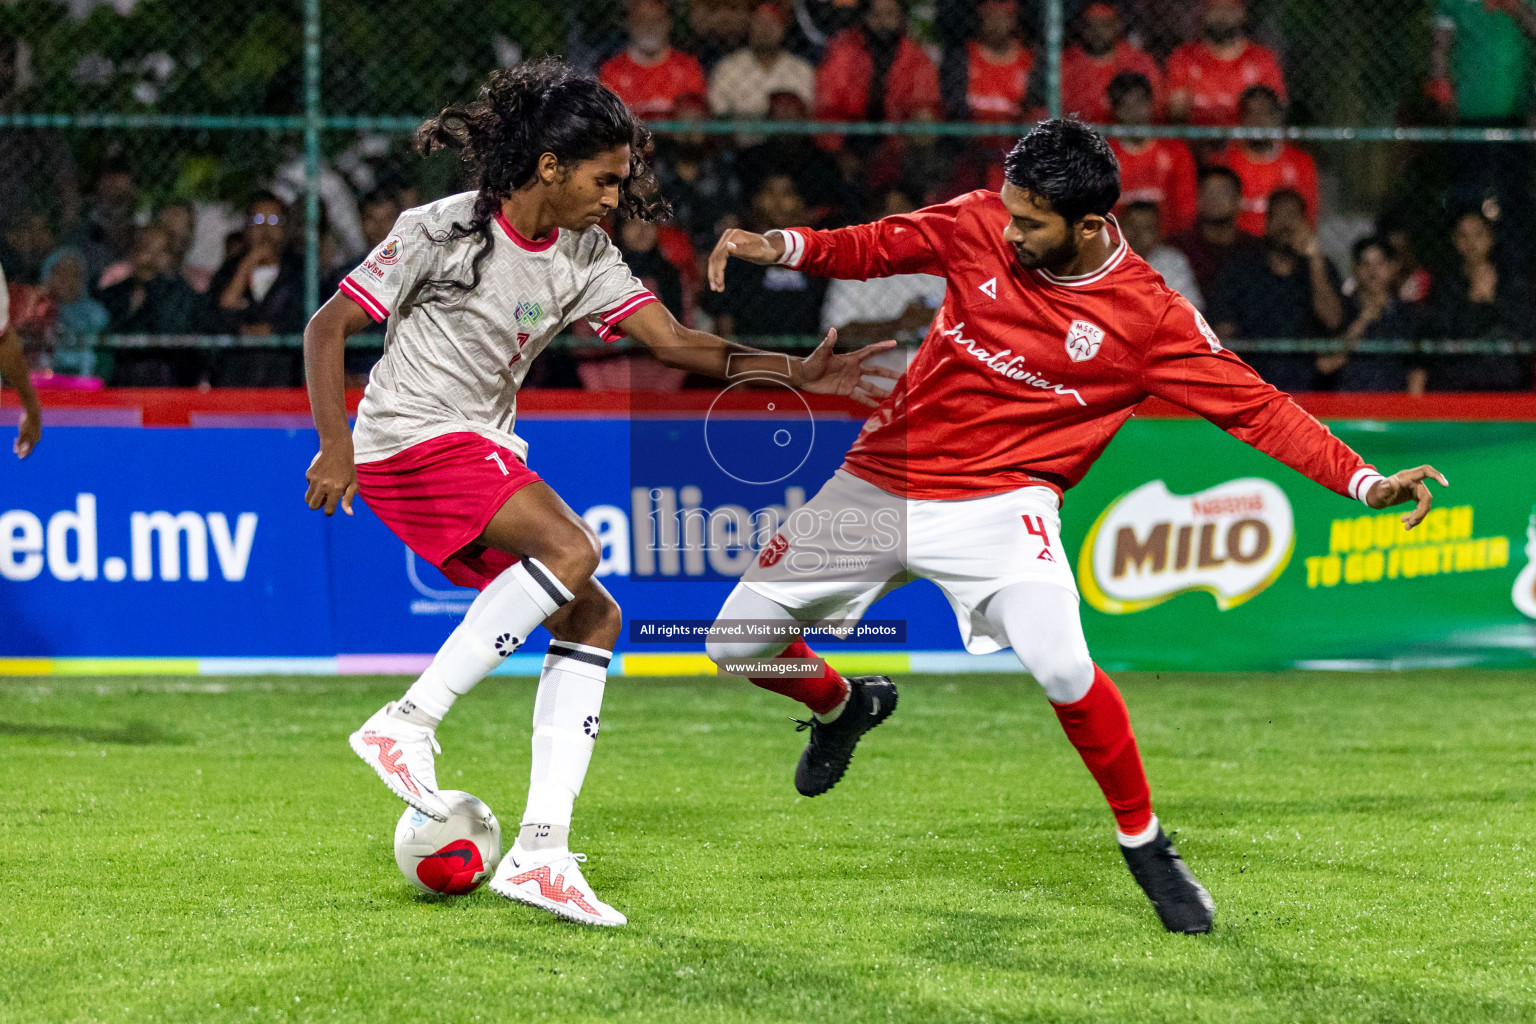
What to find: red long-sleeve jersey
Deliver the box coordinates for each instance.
[776,190,1381,504]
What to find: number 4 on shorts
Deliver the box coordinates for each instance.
[1022,514,1056,562]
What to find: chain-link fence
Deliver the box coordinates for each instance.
[1,0,1533,392]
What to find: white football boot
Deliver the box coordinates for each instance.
[488,845,627,926]
[348,702,451,821]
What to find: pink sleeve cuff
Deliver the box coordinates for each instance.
[339,276,388,322]
[595,291,658,342]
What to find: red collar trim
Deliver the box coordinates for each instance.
[496,210,559,252]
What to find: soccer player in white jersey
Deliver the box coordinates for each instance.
[302,59,896,926]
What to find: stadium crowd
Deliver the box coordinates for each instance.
[2,0,1534,392]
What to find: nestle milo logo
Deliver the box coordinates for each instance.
[1079,478,1295,614]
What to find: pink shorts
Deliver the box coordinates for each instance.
[356,432,542,591]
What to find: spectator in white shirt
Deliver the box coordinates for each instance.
[1121,199,1204,311]
[709,2,816,124]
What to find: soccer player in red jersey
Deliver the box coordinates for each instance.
[1166,0,1286,126]
[598,0,708,120]
[704,119,1446,933]
[304,60,895,926]
[1212,85,1318,235]
[1107,72,1198,233]
[1060,2,1164,124]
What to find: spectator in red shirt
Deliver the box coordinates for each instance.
[1061,2,1164,123]
[1212,84,1317,236]
[940,0,1036,124]
[1166,0,1285,126]
[815,0,941,128]
[1106,72,1198,234]
[599,0,709,120]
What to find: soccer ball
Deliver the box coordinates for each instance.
[393,790,502,895]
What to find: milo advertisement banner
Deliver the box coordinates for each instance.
[1066,420,1536,670]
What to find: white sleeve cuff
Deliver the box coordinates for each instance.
[1349,468,1385,506]
[768,228,806,268]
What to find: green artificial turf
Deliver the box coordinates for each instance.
[2,671,1534,1023]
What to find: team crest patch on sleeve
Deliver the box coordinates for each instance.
[1194,309,1222,353]
[360,234,403,283]
[375,235,402,266]
[1065,319,1105,362]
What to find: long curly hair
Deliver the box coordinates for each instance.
[412,58,670,295]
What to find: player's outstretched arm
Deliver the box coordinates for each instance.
[0,327,41,458]
[619,301,899,407]
[1363,465,1449,529]
[708,199,959,291]
[302,293,372,515]
[707,228,785,292]
[1140,298,1452,531]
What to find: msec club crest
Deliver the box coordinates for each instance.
[1065,319,1105,362]
[758,533,789,568]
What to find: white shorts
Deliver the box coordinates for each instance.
[740,470,1077,654]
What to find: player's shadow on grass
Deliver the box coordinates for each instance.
[404,892,489,910]
[0,719,189,745]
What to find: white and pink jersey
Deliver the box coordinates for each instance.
[339,191,655,464]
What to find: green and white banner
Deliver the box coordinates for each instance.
[1067,420,1536,670]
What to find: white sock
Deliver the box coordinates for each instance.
[1117,814,1161,848]
[520,640,610,855]
[813,687,849,723]
[516,822,570,855]
[396,558,574,723]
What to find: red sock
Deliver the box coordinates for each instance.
[745,639,849,715]
[1051,665,1153,835]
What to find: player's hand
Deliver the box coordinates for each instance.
[1365,465,1448,529]
[306,446,358,516]
[794,329,902,407]
[707,228,786,292]
[13,408,39,458]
